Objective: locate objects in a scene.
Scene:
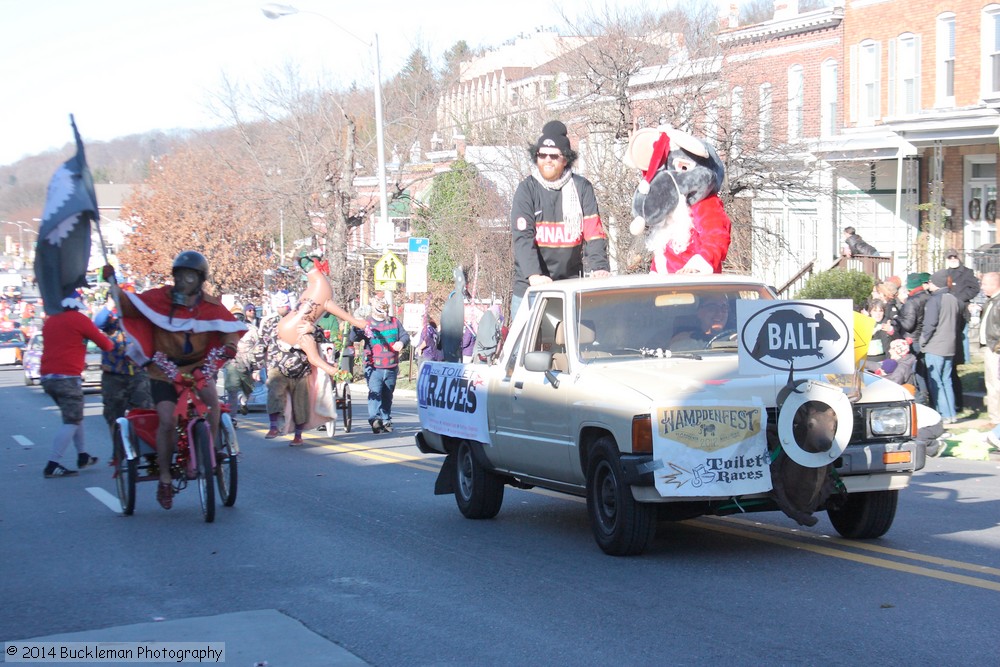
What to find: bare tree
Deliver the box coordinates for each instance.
[117,144,274,299]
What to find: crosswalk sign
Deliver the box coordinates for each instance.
[374,251,404,288]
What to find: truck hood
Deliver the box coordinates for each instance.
[579,357,910,407]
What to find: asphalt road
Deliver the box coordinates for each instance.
[1,365,999,666]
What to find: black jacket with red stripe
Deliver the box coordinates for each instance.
[509,174,609,298]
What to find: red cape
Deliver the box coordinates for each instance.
[121,286,247,365]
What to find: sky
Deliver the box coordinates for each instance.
[0,0,665,167]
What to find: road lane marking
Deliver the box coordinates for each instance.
[13,435,33,447]
[691,519,1000,592]
[87,487,123,514]
[251,426,1000,591]
[715,516,1000,578]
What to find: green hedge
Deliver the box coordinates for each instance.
[794,270,873,310]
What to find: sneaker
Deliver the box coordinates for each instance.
[77,453,98,469]
[986,432,1000,450]
[239,401,249,416]
[382,421,393,433]
[43,463,78,478]
[371,418,384,434]
[290,434,304,446]
[265,427,280,439]
[317,424,327,432]
[156,481,174,510]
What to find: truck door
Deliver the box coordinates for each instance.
[492,295,574,482]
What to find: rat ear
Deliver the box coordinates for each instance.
[663,126,709,159]
[622,127,664,170]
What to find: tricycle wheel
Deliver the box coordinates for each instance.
[215,418,238,507]
[192,420,215,523]
[586,436,656,556]
[113,423,136,516]
[340,383,352,433]
[828,490,897,538]
[454,440,504,519]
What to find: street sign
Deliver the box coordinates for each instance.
[402,302,425,333]
[408,237,429,254]
[374,251,405,283]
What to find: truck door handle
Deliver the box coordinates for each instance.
[515,381,524,389]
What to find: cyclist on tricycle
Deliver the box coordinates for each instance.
[103,251,247,510]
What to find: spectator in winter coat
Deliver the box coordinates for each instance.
[878,339,918,387]
[841,227,879,257]
[977,272,1000,424]
[510,120,611,314]
[896,272,931,350]
[920,270,962,424]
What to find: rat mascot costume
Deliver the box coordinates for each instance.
[624,125,731,274]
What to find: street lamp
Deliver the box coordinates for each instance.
[261,3,390,249]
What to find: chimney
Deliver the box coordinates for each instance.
[410,140,422,164]
[773,0,799,20]
[453,133,466,157]
[717,2,739,29]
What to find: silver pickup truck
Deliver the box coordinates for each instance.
[415,274,926,556]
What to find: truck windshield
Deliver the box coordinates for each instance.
[574,284,774,361]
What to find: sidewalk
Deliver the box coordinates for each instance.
[15,609,369,666]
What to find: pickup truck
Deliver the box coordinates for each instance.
[415,274,926,556]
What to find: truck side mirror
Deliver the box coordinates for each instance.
[524,351,560,388]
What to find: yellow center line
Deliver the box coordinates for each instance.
[713,516,1000,577]
[691,520,1000,592]
[262,427,1000,589]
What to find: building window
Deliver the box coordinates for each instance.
[787,65,804,142]
[983,5,1000,97]
[820,59,838,137]
[731,87,743,149]
[937,13,955,104]
[758,83,772,150]
[852,40,881,123]
[891,33,920,115]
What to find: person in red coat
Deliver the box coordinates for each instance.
[623,125,732,274]
[39,292,114,478]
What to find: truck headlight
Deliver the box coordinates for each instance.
[869,406,909,436]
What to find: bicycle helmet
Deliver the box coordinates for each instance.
[172,251,209,279]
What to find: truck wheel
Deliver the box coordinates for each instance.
[827,490,898,538]
[455,440,504,519]
[586,437,657,556]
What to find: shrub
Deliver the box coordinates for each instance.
[794,270,873,310]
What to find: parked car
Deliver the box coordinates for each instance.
[0,328,26,365]
[3,285,22,301]
[22,333,103,388]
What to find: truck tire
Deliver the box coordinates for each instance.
[827,489,898,538]
[455,440,504,519]
[586,436,657,556]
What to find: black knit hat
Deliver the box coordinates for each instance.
[929,269,950,289]
[535,120,571,155]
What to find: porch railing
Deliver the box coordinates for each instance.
[775,255,893,299]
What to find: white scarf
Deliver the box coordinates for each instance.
[532,167,583,240]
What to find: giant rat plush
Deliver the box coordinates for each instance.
[623,126,731,274]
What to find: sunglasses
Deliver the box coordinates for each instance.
[537,152,563,161]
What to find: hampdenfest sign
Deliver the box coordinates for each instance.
[652,399,771,497]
